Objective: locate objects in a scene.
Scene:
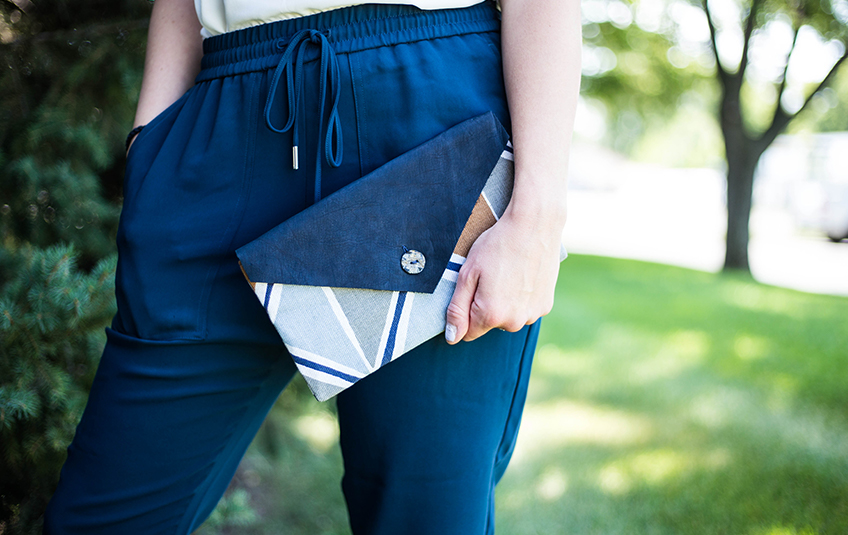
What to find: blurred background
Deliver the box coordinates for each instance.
[1,0,847,534]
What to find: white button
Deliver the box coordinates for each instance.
[401,250,425,275]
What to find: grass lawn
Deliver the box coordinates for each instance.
[200,254,848,535]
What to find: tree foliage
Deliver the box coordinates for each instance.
[0,2,266,531]
[702,0,848,147]
[583,0,848,271]
[0,246,116,533]
[1,0,151,267]
[0,0,150,532]
[580,0,716,152]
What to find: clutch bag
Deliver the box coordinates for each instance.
[236,112,566,401]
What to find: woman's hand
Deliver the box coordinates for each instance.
[445,206,564,342]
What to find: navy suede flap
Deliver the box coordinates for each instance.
[236,112,509,293]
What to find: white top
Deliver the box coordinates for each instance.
[195,0,486,37]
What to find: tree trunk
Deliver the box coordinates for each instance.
[703,0,846,273]
[723,142,761,271]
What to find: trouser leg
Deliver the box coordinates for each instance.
[337,321,540,535]
[43,329,297,535]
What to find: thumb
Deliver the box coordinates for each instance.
[445,268,477,344]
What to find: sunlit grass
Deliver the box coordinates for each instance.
[201,254,848,534]
[495,255,848,535]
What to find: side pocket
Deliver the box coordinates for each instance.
[125,125,144,153]
[114,74,262,342]
[125,88,194,162]
[114,83,198,340]
[123,86,195,201]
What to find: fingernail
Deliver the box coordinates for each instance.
[445,323,457,343]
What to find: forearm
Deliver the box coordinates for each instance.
[133,0,203,128]
[500,0,581,232]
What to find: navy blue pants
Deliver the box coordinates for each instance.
[44,4,540,534]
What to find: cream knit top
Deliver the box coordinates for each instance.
[195,0,487,37]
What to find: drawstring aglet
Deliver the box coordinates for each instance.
[292,145,299,170]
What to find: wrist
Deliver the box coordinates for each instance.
[506,179,568,233]
[502,196,567,241]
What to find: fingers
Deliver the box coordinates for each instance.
[445,267,477,344]
[464,301,496,341]
[466,301,526,340]
[446,265,531,344]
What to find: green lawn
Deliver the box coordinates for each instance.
[200,255,848,535]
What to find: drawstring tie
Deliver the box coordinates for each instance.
[263,29,343,204]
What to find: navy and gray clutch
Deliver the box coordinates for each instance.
[236,112,566,401]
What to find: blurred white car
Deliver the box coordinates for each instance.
[758,133,848,243]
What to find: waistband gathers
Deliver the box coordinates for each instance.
[197,2,502,206]
[264,29,343,204]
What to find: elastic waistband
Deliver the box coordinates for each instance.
[196,2,500,82]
